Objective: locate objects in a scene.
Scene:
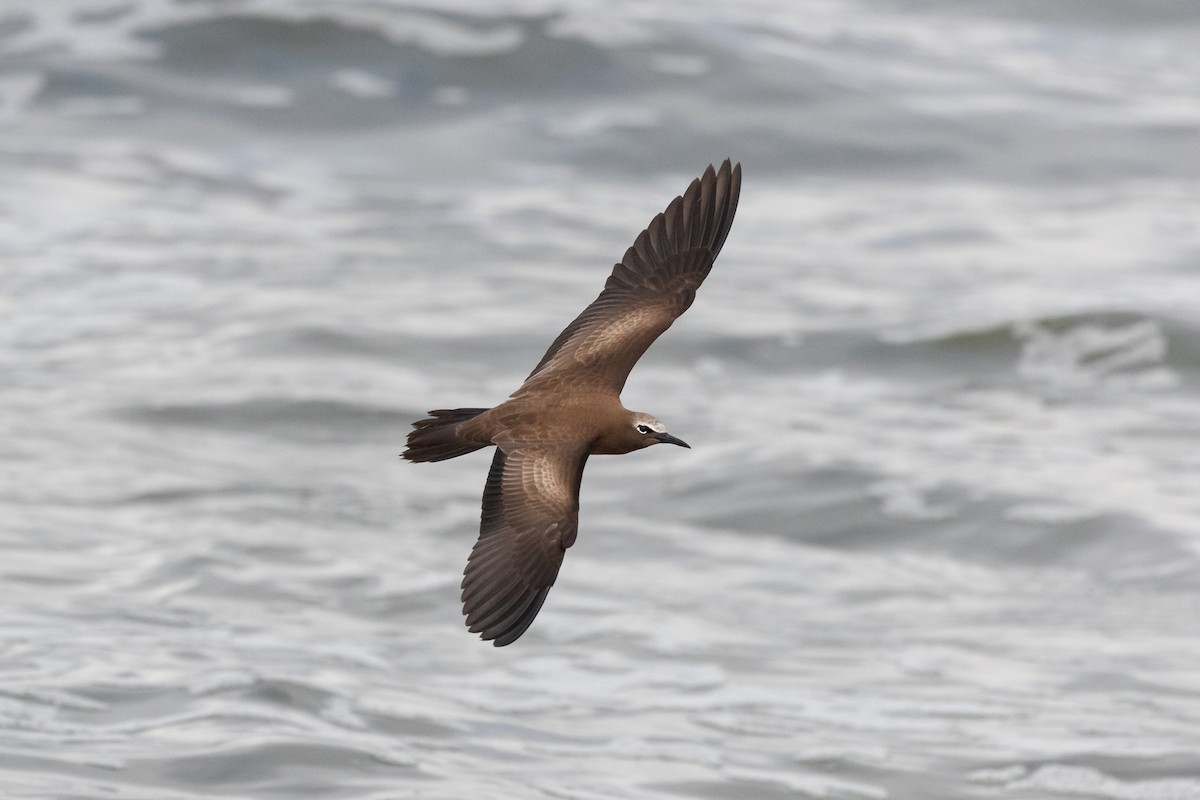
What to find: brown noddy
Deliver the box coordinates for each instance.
[403,159,742,645]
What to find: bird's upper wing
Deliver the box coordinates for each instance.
[518,159,741,395]
[460,442,589,646]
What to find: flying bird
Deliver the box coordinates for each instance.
[403,159,742,646]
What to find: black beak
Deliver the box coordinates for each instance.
[656,432,690,449]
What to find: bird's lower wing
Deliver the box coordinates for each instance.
[460,443,589,646]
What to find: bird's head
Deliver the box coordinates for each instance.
[626,412,690,452]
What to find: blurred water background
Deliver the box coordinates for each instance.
[3,1,1200,798]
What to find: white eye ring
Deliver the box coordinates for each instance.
[636,424,652,435]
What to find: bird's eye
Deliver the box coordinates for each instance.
[636,424,651,434]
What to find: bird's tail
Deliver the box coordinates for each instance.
[403,408,490,462]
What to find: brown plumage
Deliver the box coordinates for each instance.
[403,159,742,646]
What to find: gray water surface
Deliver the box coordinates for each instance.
[3,1,1200,798]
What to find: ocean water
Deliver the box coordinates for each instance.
[3,1,1200,798]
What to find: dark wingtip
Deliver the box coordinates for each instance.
[487,588,550,646]
[464,586,549,647]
